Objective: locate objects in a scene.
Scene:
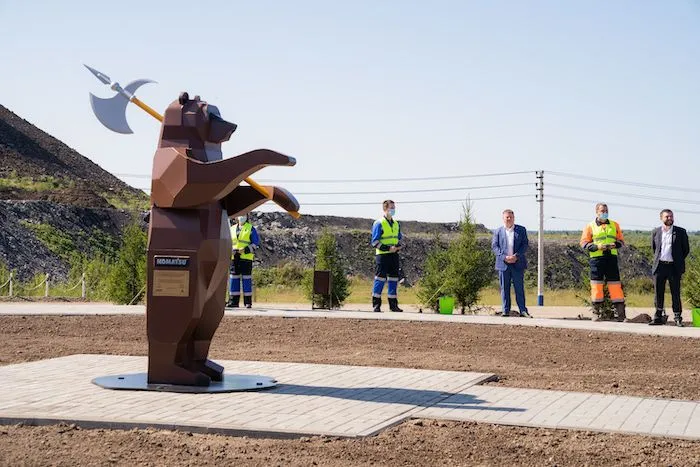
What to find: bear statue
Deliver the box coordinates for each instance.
[146,92,299,386]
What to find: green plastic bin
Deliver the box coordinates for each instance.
[438,296,455,315]
[692,308,700,328]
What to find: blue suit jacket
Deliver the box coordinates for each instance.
[491,225,529,271]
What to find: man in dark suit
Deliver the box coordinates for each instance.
[491,209,529,317]
[651,209,690,326]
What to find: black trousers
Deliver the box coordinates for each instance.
[375,252,400,278]
[654,263,682,314]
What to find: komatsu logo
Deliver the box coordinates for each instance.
[154,256,190,268]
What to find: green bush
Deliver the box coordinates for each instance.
[107,222,147,304]
[684,248,700,309]
[0,261,12,295]
[418,204,493,313]
[303,229,350,308]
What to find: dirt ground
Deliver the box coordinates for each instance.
[2,315,700,466]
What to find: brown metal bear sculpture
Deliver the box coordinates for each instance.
[147,92,299,386]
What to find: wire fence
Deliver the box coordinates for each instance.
[0,273,86,299]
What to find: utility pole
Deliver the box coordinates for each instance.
[536,171,544,306]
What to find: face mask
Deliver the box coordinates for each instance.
[388,208,396,217]
[237,216,247,224]
[599,212,609,220]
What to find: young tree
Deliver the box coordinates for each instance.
[683,247,700,309]
[108,222,147,304]
[416,233,450,309]
[419,203,493,312]
[304,229,349,308]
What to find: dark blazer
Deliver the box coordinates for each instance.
[492,224,528,271]
[652,225,690,274]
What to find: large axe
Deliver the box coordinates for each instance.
[84,64,300,218]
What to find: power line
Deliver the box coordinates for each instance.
[548,183,700,205]
[302,194,533,206]
[548,195,700,215]
[293,182,533,196]
[548,171,700,194]
[116,170,534,184]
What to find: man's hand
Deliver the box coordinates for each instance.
[505,255,517,264]
[389,246,398,253]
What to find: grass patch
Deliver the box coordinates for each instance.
[102,189,150,211]
[253,278,664,308]
[0,172,75,192]
[20,221,77,262]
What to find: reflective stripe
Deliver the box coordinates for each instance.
[243,292,253,297]
[242,275,253,279]
[374,276,387,282]
[230,275,241,279]
[590,280,604,284]
[387,277,399,282]
[372,293,382,298]
[387,294,397,298]
[230,292,241,296]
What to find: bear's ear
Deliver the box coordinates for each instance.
[179,92,189,105]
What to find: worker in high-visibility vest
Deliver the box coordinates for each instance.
[227,214,260,308]
[580,203,627,321]
[370,200,403,312]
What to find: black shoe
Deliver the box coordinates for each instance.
[502,311,510,317]
[372,297,382,313]
[674,315,684,327]
[615,303,627,322]
[388,298,403,312]
[226,299,239,308]
[649,311,665,325]
[245,303,252,309]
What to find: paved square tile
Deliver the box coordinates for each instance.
[0,355,492,437]
[416,386,700,440]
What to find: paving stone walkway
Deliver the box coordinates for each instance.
[1,355,699,440]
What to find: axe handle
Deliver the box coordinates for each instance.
[131,96,300,218]
[131,96,164,122]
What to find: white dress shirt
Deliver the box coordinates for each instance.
[505,226,515,256]
[660,226,673,262]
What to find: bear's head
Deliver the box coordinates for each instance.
[159,92,238,161]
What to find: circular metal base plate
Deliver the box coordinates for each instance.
[92,373,277,393]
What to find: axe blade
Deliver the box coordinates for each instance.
[89,92,133,134]
[88,79,156,135]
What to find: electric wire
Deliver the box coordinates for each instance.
[548,183,700,205]
[548,171,700,194]
[300,194,533,206]
[115,170,534,184]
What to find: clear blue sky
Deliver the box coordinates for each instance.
[1,1,698,231]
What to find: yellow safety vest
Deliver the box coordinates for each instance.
[231,222,254,261]
[589,221,619,257]
[376,218,400,255]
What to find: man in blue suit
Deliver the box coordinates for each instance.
[491,209,530,317]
